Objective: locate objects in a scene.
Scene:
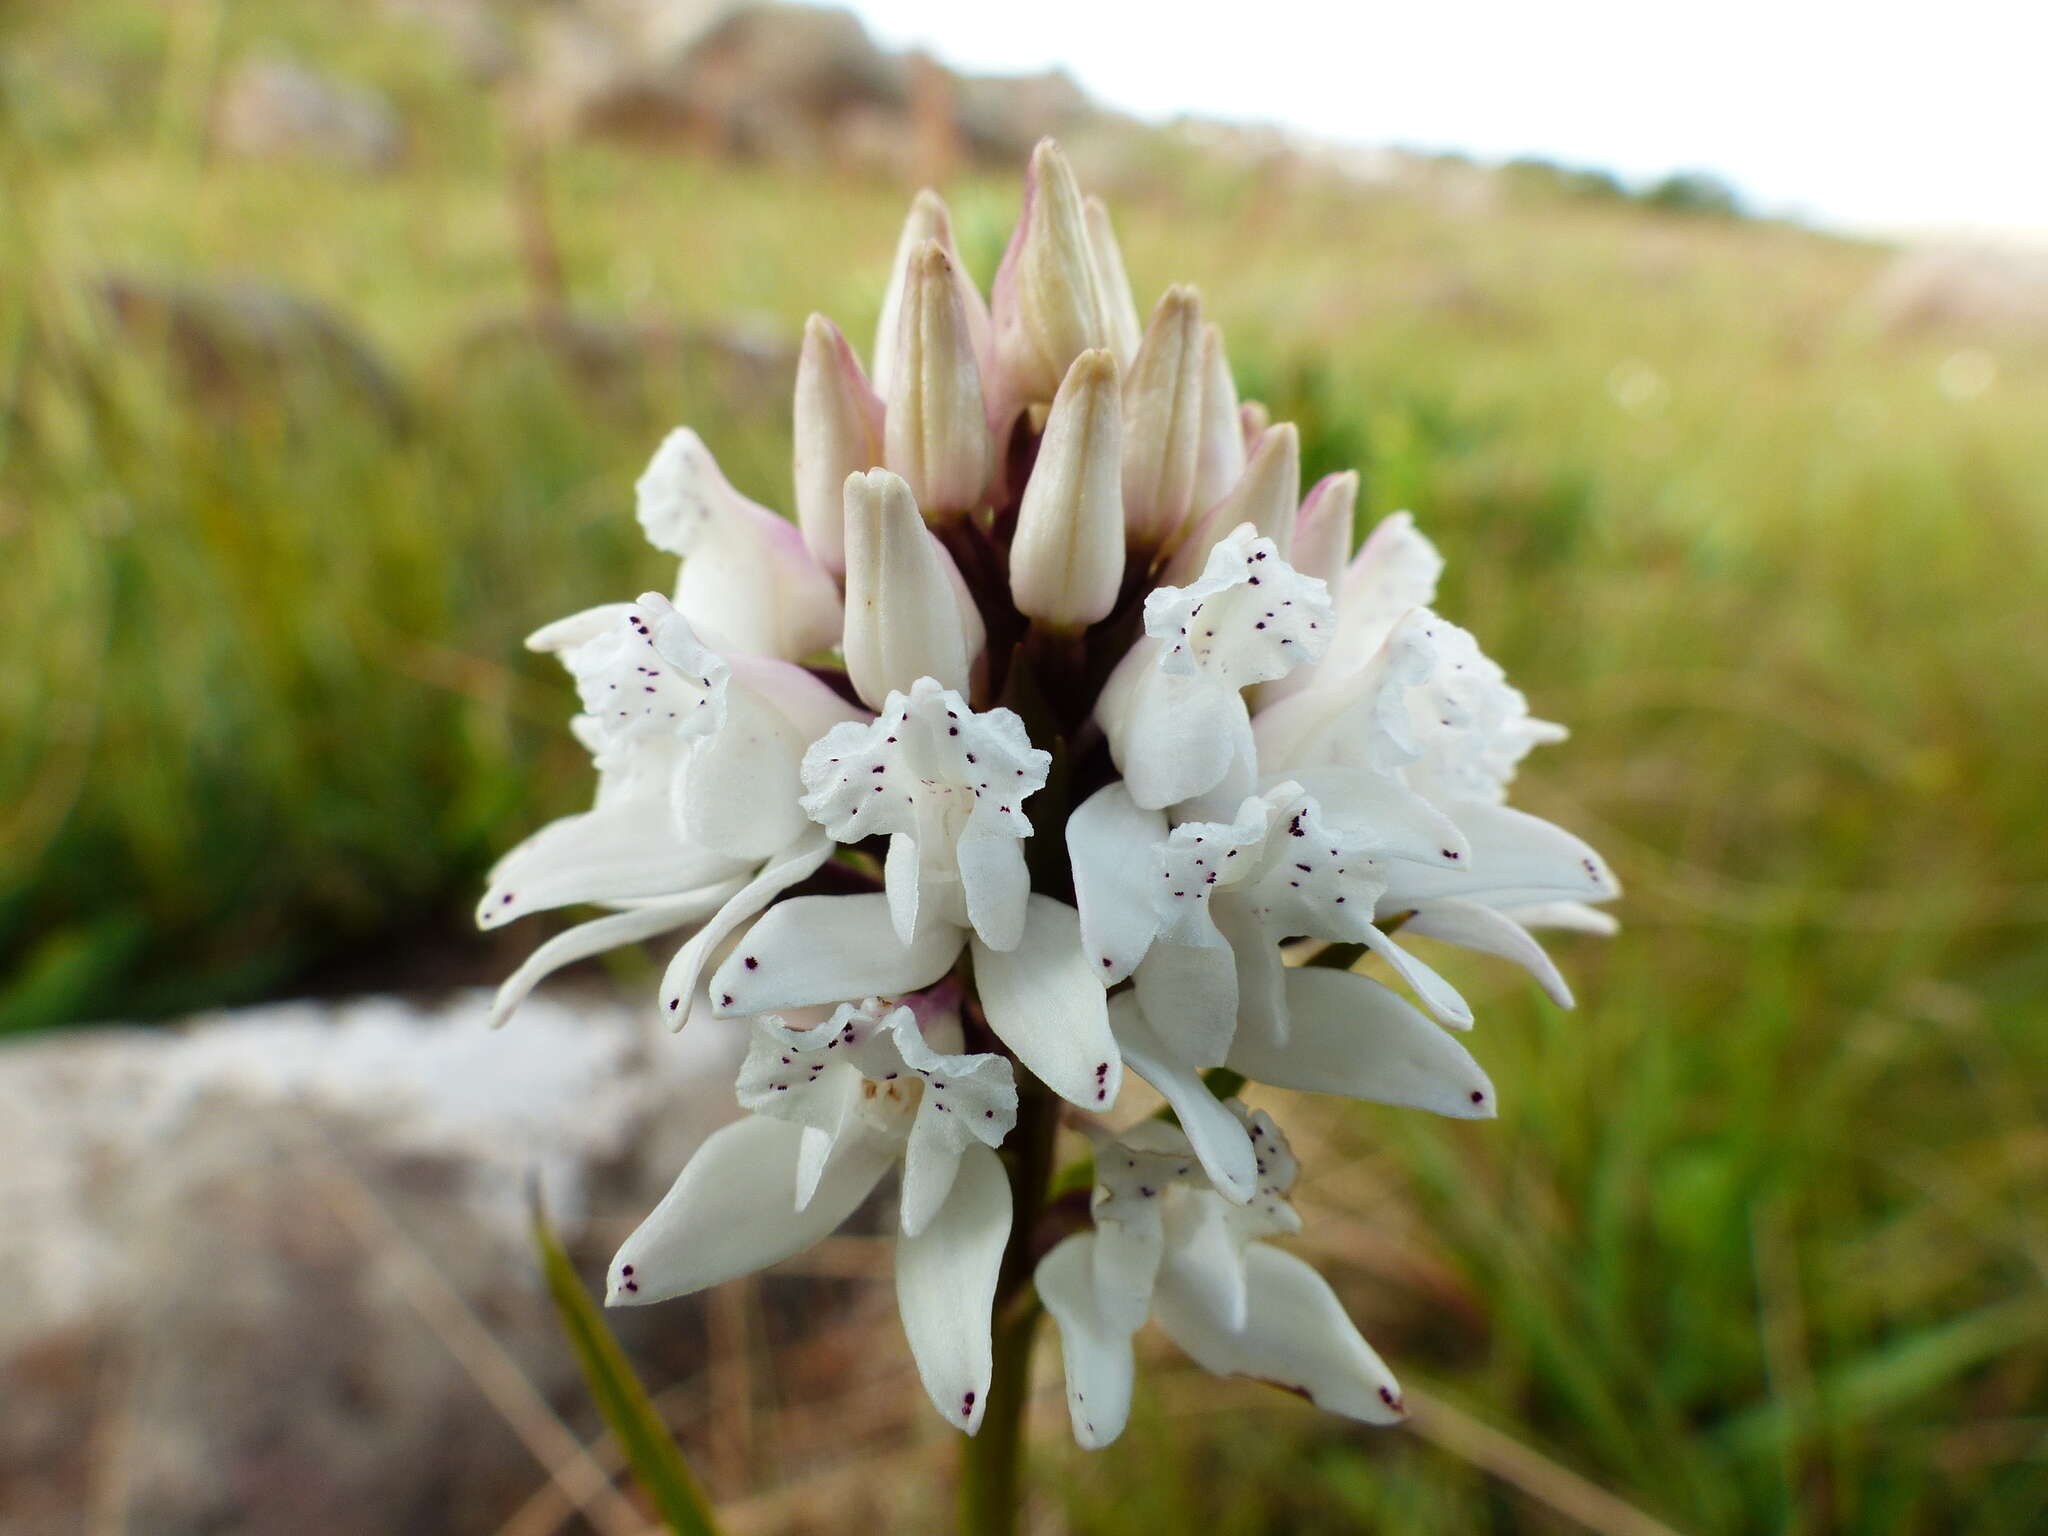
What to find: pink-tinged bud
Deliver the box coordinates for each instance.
[636,428,843,660]
[1191,322,1245,512]
[792,314,883,572]
[1085,195,1141,368]
[992,139,1107,414]
[885,240,993,516]
[1010,349,1124,628]
[874,189,992,400]
[1161,420,1302,586]
[841,468,986,707]
[1292,470,1360,591]
[1119,285,1204,555]
[1240,399,1271,450]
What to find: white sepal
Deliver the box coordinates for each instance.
[635,429,843,661]
[707,893,965,1017]
[969,895,1122,1110]
[896,1142,1011,1434]
[606,1114,894,1305]
[489,886,741,1030]
[1153,1244,1407,1425]
[1227,967,1498,1117]
[1064,781,1169,984]
[1401,898,1575,1008]
[1107,994,1257,1202]
[1035,1234,1138,1450]
[658,831,835,1024]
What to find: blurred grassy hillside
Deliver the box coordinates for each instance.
[4,2,2045,1531]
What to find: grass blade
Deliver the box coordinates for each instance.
[530,1185,724,1536]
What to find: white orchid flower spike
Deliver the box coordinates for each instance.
[480,139,1622,1456]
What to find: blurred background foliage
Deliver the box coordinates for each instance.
[3,0,2044,1531]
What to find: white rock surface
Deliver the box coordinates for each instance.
[0,988,744,1535]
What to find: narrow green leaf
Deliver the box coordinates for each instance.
[530,1186,724,1536]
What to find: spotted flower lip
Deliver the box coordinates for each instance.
[480,136,1621,1449]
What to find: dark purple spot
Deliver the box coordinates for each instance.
[744,956,759,970]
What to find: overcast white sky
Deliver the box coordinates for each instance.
[849,0,2046,236]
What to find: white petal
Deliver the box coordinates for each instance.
[1157,1190,1251,1332]
[607,1114,894,1305]
[1379,799,1620,910]
[1281,765,1470,870]
[957,832,1029,954]
[885,832,923,946]
[675,682,818,861]
[1034,1234,1137,1450]
[1217,897,1287,1050]
[478,805,749,928]
[489,886,741,1029]
[709,893,965,1016]
[1358,923,1474,1030]
[1108,994,1256,1202]
[1132,933,1239,1070]
[1402,898,1575,1008]
[896,1142,1010,1434]
[1508,900,1622,936]
[1228,966,1497,1118]
[970,895,1122,1110]
[657,832,835,1023]
[1065,782,1169,983]
[636,429,843,661]
[1100,648,1255,811]
[896,1019,1018,1237]
[1153,1243,1407,1425]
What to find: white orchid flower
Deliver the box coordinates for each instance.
[1096,525,1335,812]
[1035,1109,1406,1449]
[1255,605,1620,1003]
[477,594,858,1028]
[607,998,1016,1433]
[800,676,1051,952]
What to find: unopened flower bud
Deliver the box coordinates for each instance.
[1011,349,1124,628]
[1085,195,1142,368]
[792,314,883,572]
[874,189,991,399]
[885,240,993,515]
[841,468,986,707]
[1120,286,1204,554]
[992,139,1108,413]
[1191,322,1246,511]
[1162,421,1301,586]
[1291,470,1359,591]
[1239,399,1271,450]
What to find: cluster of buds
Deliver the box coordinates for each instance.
[482,140,1618,1446]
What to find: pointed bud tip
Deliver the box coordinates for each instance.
[1065,347,1119,388]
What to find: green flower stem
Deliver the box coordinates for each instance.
[960,1063,1061,1535]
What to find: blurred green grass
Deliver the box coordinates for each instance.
[4,2,2045,1531]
